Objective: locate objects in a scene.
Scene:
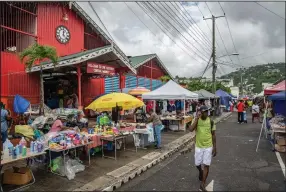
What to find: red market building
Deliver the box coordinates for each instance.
[0,2,172,114]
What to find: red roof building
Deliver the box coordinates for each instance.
[264,80,286,95]
[0,2,171,114]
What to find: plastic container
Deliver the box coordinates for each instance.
[30,141,34,153]
[12,147,17,159]
[34,142,38,153]
[19,137,27,147]
[22,146,27,157]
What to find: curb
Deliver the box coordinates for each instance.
[73,112,232,192]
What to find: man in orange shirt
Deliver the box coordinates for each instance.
[237,99,245,124]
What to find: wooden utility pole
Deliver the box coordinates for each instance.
[204,14,225,117]
[203,15,225,94]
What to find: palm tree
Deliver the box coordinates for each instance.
[19,43,58,115]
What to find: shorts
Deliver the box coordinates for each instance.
[194,146,213,166]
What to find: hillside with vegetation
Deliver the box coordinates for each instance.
[220,62,285,93]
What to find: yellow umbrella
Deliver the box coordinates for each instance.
[85,92,144,111]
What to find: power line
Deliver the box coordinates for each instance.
[255,2,285,20]
[143,2,210,62]
[161,2,213,55]
[218,2,242,67]
[205,2,235,66]
[176,2,213,46]
[168,2,213,50]
[136,2,206,64]
[196,2,224,59]
[124,2,168,53]
[88,2,115,42]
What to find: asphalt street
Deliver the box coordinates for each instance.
[118,114,286,191]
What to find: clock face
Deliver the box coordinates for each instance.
[55,25,70,44]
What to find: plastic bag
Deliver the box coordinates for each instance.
[51,156,85,180]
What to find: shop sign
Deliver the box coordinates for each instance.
[86,62,115,75]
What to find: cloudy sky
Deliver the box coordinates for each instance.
[78,2,285,78]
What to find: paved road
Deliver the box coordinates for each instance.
[118,114,285,191]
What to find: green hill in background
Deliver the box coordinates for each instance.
[220,62,285,93]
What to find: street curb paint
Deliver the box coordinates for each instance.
[73,112,232,192]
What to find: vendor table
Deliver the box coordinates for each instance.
[269,123,286,151]
[48,141,93,176]
[161,116,192,131]
[0,150,46,192]
[101,135,126,160]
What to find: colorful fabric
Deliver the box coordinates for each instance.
[1,109,8,133]
[50,120,63,133]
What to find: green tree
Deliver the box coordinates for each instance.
[159,75,171,83]
[20,43,58,115]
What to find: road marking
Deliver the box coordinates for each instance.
[205,180,214,191]
[275,152,285,178]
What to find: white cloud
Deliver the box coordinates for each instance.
[78,2,285,78]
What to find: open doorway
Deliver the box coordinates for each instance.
[43,73,78,109]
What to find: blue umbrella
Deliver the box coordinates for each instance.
[13,94,30,114]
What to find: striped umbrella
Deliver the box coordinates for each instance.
[128,87,150,96]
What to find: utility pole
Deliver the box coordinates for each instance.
[240,68,243,96]
[203,15,225,94]
[204,14,225,117]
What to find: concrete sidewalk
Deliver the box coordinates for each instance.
[10,112,231,191]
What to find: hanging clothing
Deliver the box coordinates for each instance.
[162,101,168,114]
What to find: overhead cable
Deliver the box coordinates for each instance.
[136,2,206,64]
[161,2,213,54]
[142,2,211,62]
[255,2,285,20]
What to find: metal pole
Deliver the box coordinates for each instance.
[212,15,216,95]
[240,68,243,96]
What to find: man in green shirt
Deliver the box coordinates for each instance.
[189,105,217,192]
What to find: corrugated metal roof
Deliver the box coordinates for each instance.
[129,54,173,79]
[129,54,155,67]
[40,45,111,65]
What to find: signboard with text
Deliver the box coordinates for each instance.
[86,62,115,75]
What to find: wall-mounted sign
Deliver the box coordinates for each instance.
[86,62,115,75]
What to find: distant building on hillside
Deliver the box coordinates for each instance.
[201,78,234,87]
[262,83,273,90]
[230,86,239,98]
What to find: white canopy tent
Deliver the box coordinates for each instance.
[142,80,198,100]
[142,80,198,115]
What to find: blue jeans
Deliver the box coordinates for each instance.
[154,124,163,148]
[1,131,8,143]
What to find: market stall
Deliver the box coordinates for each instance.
[142,80,198,131]
[84,92,153,159]
[1,139,46,191]
[268,91,286,152]
[215,89,231,112]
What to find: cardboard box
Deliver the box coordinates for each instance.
[3,167,33,185]
[276,135,286,146]
[275,144,286,153]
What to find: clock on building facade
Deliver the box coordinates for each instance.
[55,25,71,44]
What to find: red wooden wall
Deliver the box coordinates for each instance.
[37,3,84,56]
[137,59,166,79]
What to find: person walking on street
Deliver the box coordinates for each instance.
[237,99,245,124]
[1,102,11,143]
[252,102,261,123]
[189,106,217,191]
[147,109,163,149]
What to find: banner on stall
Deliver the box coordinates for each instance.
[86,62,115,75]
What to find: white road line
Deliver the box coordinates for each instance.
[205,180,214,191]
[275,152,285,178]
